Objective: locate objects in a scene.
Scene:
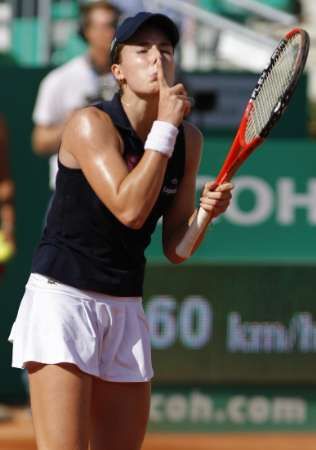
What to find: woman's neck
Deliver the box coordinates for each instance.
[120,91,159,142]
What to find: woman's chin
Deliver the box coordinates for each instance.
[147,83,160,94]
[135,87,159,97]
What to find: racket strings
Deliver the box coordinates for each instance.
[245,33,302,143]
[249,48,293,138]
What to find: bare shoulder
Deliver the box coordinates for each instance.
[63,106,115,139]
[61,106,122,167]
[182,121,204,169]
[62,106,120,152]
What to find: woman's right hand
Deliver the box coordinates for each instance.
[156,59,191,127]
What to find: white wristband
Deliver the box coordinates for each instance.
[144,120,179,158]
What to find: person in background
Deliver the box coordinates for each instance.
[32,1,121,191]
[0,115,15,273]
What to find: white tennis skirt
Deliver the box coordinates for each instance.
[9,273,153,382]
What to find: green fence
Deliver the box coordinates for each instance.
[11,19,45,66]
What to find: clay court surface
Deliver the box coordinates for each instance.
[0,407,316,450]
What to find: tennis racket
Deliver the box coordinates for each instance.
[176,27,310,259]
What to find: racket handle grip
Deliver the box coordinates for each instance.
[176,208,210,259]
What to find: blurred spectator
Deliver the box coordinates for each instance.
[32,1,121,192]
[0,115,15,274]
[109,0,144,17]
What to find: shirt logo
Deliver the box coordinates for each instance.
[162,178,178,195]
[125,153,142,171]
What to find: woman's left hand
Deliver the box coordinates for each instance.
[200,181,234,218]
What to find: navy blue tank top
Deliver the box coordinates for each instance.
[31,94,186,296]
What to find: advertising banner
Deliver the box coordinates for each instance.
[149,385,316,432]
[144,265,316,384]
[147,138,316,263]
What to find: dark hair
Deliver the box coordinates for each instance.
[111,42,124,64]
[79,1,121,41]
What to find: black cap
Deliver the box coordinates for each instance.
[110,12,179,63]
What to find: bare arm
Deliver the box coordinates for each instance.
[31,72,75,156]
[61,107,170,229]
[163,122,233,263]
[60,58,190,229]
[32,123,65,155]
[162,122,202,263]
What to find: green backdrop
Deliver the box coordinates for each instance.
[147,137,316,263]
[0,68,315,406]
[144,264,316,385]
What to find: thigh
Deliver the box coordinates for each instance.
[90,378,151,450]
[27,362,92,450]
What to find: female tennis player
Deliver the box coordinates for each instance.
[9,12,233,450]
